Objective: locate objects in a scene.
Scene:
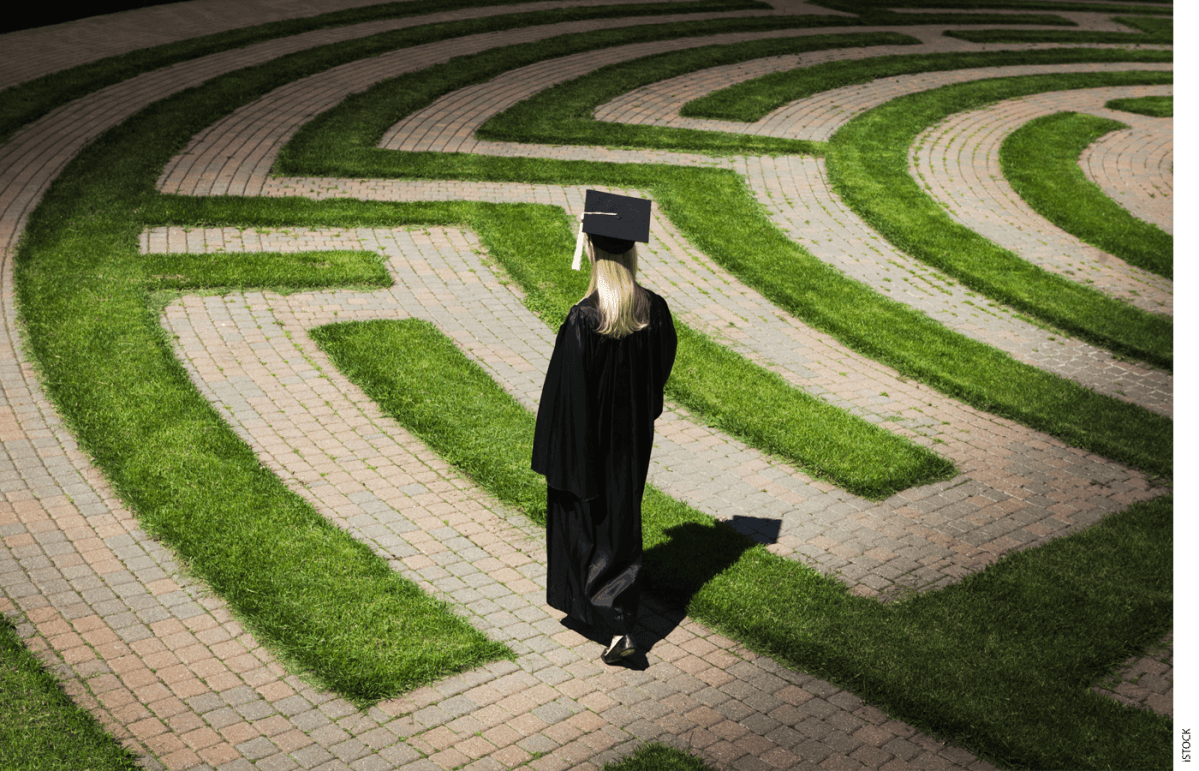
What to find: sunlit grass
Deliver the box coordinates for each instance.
[1001,111,1171,279]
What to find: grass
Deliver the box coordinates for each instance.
[825,70,1173,368]
[314,316,1171,771]
[1107,94,1172,117]
[946,14,1172,44]
[141,248,394,291]
[680,48,1171,122]
[1000,111,1172,280]
[2,3,1173,770]
[280,37,1172,482]
[0,616,143,771]
[812,0,1171,15]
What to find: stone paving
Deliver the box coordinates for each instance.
[155,24,1172,414]
[910,85,1173,311]
[1078,113,1173,235]
[0,1,1173,770]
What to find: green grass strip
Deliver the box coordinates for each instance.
[0,616,142,771]
[314,316,1171,771]
[0,0,772,144]
[826,70,1172,368]
[278,36,1171,481]
[154,203,950,499]
[1107,94,1172,117]
[681,48,1171,122]
[947,15,1172,44]
[476,32,921,157]
[141,248,393,292]
[808,0,1080,25]
[1001,111,1172,280]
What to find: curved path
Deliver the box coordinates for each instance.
[161,43,1176,414]
[0,2,1173,770]
[1079,115,1173,234]
[910,86,1172,313]
[382,56,1171,414]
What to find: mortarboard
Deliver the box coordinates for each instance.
[571,190,652,270]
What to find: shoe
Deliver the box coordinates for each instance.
[601,634,636,665]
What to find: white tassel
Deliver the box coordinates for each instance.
[571,211,618,271]
[571,215,586,271]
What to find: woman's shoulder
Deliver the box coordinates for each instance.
[641,286,671,314]
[566,295,600,326]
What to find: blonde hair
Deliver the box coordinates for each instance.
[581,238,651,339]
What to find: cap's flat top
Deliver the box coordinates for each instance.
[583,190,651,243]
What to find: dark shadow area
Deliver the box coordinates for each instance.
[640,519,758,644]
[1,1,191,34]
[554,518,757,668]
[642,520,758,604]
[727,514,782,545]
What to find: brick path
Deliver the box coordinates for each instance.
[0,1,1172,769]
[156,28,1172,414]
[910,85,1173,311]
[1078,107,1173,235]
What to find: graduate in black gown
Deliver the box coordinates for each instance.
[532,190,677,665]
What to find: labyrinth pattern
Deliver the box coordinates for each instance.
[0,1,1173,770]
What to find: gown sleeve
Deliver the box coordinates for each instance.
[531,305,599,501]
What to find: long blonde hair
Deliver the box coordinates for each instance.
[582,238,651,339]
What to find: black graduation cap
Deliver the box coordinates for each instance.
[571,190,652,270]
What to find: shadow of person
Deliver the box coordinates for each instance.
[634,518,760,653]
[555,516,758,666]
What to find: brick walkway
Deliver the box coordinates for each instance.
[0,1,1172,770]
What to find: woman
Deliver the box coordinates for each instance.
[531,191,677,665]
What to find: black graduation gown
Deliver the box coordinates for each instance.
[531,289,677,637]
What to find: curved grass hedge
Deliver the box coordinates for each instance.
[946,14,1172,44]
[1107,94,1172,117]
[825,70,1172,368]
[1001,111,1172,280]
